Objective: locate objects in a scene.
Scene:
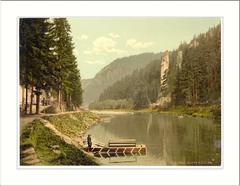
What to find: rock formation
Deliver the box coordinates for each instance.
[153,51,171,109]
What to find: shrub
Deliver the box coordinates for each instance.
[41,105,59,114]
[210,104,221,120]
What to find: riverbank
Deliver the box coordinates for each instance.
[20,111,100,165]
[91,109,134,115]
[90,104,221,119]
[156,105,221,119]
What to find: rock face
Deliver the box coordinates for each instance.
[155,51,171,108]
[82,52,162,105]
[160,51,170,87]
[154,96,171,109]
[151,50,183,109]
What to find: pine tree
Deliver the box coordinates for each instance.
[51,18,82,110]
[20,18,83,114]
[20,18,55,114]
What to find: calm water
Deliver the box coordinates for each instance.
[85,112,221,166]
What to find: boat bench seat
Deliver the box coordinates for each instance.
[108,139,136,147]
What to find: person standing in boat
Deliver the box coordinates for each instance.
[87,134,92,152]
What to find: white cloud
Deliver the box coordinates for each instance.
[108,33,120,39]
[85,60,105,65]
[126,39,154,49]
[93,36,116,53]
[83,36,124,55]
[83,50,92,55]
[78,34,89,40]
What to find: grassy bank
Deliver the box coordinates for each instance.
[156,105,221,119]
[42,112,100,138]
[20,112,100,166]
[90,104,221,119]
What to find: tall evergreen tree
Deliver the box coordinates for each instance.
[20,18,83,114]
[20,18,55,114]
[51,18,82,110]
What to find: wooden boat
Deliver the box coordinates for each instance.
[83,139,147,158]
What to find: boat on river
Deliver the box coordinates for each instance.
[83,139,147,158]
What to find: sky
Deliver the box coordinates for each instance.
[68,17,220,79]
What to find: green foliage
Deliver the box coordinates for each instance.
[41,105,59,114]
[97,24,221,114]
[20,18,83,112]
[71,77,83,107]
[20,119,98,165]
[156,104,221,120]
[51,18,83,108]
[20,18,56,113]
[83,53,162,104]
[89,99,134,110]
[210,104,221,120]
[99,60,161,109]
[42,112,99,138]
[172,25,221,106]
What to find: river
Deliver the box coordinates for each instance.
[85,112,221,166]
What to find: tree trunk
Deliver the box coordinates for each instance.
[69,95,72,109]
[58,89,62,111]
[24,83,28,114]
[35,89,41,114]
[36,95,40,114]
[21,86,25,111]
[30,86,34,114]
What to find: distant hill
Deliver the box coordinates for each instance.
[82,52,162,105]
[81,79,92,90]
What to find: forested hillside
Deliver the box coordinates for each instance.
[90,24,221,110]
[82,52,162,105]
[172,25,221,106]
[91,59,161,109]
[20,18,82,114]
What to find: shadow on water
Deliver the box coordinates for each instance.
[86,112,221,166]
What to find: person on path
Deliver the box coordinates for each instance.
[87,134,92,152]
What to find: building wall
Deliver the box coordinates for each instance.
[19,85,53,109]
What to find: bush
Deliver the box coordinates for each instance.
[41,105,59,114]
[210,104,221,120]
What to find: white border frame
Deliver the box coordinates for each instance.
[0,1,239,185]
[16,16,224,170]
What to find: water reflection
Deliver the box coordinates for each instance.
[86,112,221,166]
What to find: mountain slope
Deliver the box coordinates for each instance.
[82,52,162,104]
[94,24,221,109]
